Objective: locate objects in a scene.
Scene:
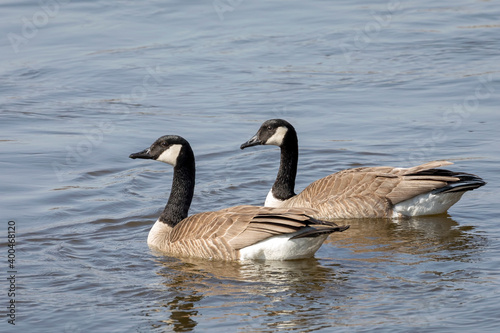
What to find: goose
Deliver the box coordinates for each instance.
[129,135,349,261]
[240,119,486,219]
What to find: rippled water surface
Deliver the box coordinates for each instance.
[1,0,500,332]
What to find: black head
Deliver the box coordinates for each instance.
[240,119,295,149]
[130,135,193,167]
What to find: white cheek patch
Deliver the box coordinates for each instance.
[157,144,182,166]
[266,126,288,146]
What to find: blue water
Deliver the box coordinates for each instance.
[1,0,499,332]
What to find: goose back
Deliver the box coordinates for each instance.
[280,161,485,218]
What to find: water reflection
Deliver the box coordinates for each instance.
[157,269,202,332]
[145,214,487,331]
[149,255,348,331]
[327,214,487,262]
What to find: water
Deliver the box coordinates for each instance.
[1,0,499,331]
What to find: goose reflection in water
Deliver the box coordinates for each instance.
[146,256,345,331]
[326,214,487,262]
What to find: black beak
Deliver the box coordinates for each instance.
[240,134,262,149]
[129,148,153,159]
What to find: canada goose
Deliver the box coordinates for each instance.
[129,135,349,260]
[240,119,486,219]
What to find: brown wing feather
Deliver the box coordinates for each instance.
[226,207,347,250]
[282,161,464,218]
[166,205,348,259]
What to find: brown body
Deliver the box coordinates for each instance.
[279,161,468,218]
[147,205,348,260]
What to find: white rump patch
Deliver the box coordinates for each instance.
[239,232,329,260]
[264,189,285,207]
[157,144,182,166]
[393,191,465,217]
[266,126,288,146]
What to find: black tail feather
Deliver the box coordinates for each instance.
[432,172,486,194]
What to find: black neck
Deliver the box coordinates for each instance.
[272,131,298,200]
[158,151,195,227]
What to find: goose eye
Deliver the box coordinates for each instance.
[267,125,273,130]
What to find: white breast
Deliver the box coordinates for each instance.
[147,219,172,250]
[264,189,285,207]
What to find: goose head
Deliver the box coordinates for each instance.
[240,119,296,149]
[129,135,196,227]
[129,135,192,167]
